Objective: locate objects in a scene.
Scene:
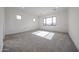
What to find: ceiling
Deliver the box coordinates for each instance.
[15,7,68,16]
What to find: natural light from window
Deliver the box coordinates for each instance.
[53,17,56,25]
[16,15,21,20]
[32,31,55,40]
[33,18,36,22]
[43,16,56,26]
[46,18,52,25]
[44,18,46,24]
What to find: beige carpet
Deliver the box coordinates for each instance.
[3,30,78,52]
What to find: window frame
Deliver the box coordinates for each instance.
[52,16,56,26]
[43,16,56,26]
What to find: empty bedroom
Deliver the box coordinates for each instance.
[0,7,79,52]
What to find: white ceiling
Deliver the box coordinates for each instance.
[16,7,68,16]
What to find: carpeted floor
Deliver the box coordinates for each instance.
[3,30,78,52]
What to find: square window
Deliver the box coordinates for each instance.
[43,17,56,26]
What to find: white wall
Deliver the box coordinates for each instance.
[5,8,39,35]
[68,7,79,51]
[0,8,5,51]
[39,9,68,33]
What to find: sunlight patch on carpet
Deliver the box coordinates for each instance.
[32,31,55,40]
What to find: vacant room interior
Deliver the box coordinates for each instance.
[0,7,79,52]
